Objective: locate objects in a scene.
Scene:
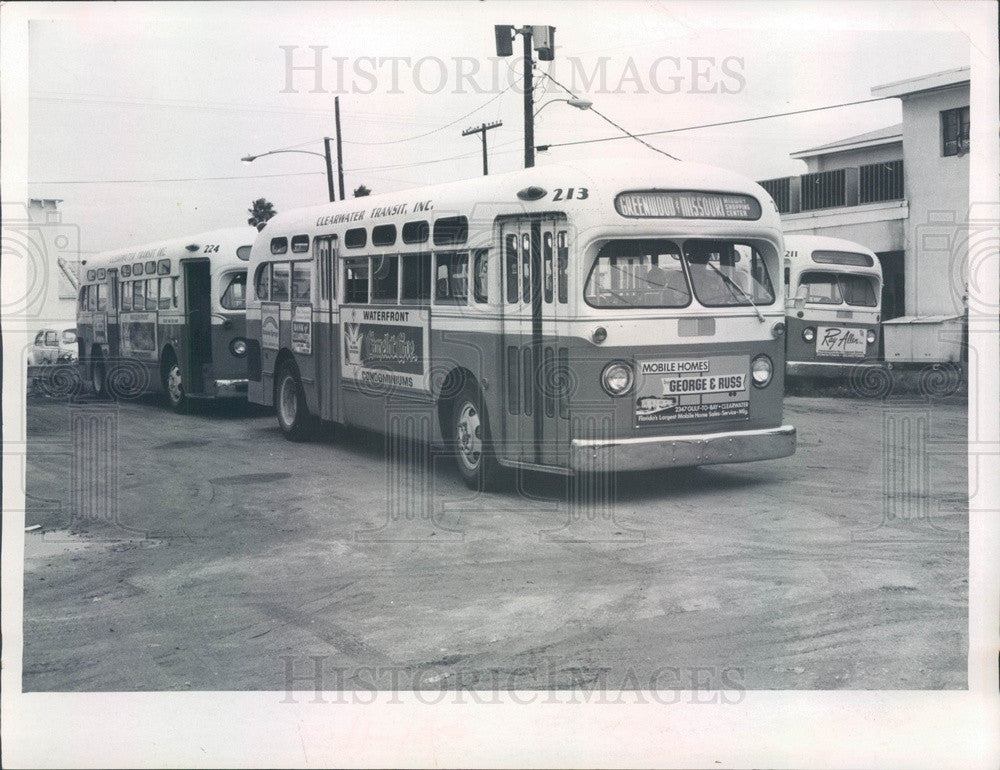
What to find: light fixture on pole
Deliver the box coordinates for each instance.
[494,24,556,169]
[241,140,336,202]
[533,97,592,118]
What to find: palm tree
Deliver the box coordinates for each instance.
[247,198,276,231]
[353,185,371,197]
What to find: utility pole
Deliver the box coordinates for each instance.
[495,24,555,169]
[335,96,345,200]
[323,137,336,201]
[521,29,535,169]
[461,120,503,175]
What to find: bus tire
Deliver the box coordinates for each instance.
[275,362,313,441]
[161,352,187,413]
[90,353,109,399]
[451,385,501,491]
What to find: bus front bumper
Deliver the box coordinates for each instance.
[569,424,796,472]
[787,360,881,378]
[209,378,248,398]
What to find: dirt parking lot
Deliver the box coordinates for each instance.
[21,389,967,692]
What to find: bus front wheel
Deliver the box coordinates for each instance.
[452,386,501,491]
[162,354,187,413]
[276,363,313,441]
[90,354,109,399]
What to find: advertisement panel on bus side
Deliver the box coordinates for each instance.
[341,307,430,393]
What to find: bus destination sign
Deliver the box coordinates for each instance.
[615,191,761,220]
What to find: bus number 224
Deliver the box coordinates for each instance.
[551,187,588,201]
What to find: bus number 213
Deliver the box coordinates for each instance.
[552,187,588,201]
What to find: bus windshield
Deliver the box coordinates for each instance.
[798,270,877,307]
[585,239,774,309]
[684,240,774,307]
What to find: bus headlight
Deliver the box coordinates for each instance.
[751,354,773,388]
[802,327,815,342]
[866,329,877,344]
[229,338,248,357]
[601,361,634,396]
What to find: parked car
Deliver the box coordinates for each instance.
[27,327,78,366]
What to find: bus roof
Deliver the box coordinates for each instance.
[784,233,881,276]
[258,155,782,236]
[84,226,257,271]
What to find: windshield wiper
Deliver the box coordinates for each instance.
[702,261,765,323]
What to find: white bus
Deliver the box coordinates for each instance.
[245,156,795,488]
[783,234,883,378]
[76,226,256,410]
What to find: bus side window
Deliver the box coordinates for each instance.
[344,257,369,304]
[521,232,531,303]
[96,283,108,311]
[784,266,790,290]
[505,234,518,304]
[291,262,311,302]
[371,255,399,304]
[271,263,290,302]
[557,231,568,304]
[400,252,430,304]
[78,286,87,310]
[158,277,172,310]
[434,252,468,304]
[543,232,554,303]
[254,263,271,300]
[133,280,145,311]
[122,281,132,311]
[146,278,157,310]
[172,276,181,308]
[473,250,488,304]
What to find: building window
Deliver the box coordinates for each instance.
[941,106,970,156]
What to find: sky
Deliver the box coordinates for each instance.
[21,1,978,254]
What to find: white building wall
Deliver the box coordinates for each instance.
[899,84,970,316]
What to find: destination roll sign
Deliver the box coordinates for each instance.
[615,190,761,220]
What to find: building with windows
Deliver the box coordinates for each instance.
[759,67,970,342]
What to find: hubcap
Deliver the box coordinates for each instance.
[279,375,297,427]
[167,365,183,403]
[456,400,483,471]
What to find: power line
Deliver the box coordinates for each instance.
[30,170,325,185]
[540,71,679,161]
[343,83,515,146]
[537,96,892,150]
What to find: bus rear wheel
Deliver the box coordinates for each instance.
[276,363,313,441]
[162,354,187,413]
[452,385,501,491]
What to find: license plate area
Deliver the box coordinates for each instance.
[635,355,750,427]
[816,326,867,357]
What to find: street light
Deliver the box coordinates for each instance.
[494,24,557,168]
[241,139,337,202]
[533,97,592,119]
